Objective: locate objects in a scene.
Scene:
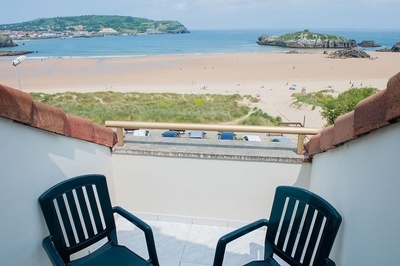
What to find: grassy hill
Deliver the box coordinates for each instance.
[0,15,189,34]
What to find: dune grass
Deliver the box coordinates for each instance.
[30,91,281,126]
[291,89,335,110]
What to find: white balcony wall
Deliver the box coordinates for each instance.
[309,123,400,266]
[112,154,311,222]
[9,110,398,265]
[0,118,113,266]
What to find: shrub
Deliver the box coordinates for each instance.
[321,87,378,125]
[291,87,378,126]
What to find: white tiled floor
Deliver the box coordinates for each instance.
[115,214,268,266]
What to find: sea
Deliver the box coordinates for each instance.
[2,29,400,58]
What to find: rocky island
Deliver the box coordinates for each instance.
[0,50,35,56]
[0,34,35,56]
[377,41,400,52]
[0,35,17,47]
[357,40,381,47]
[257,29,356,48]
[391,42,400,52]
[328,48,371,59]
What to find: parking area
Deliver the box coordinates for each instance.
[124,129,298,143]
[117,132,305,164]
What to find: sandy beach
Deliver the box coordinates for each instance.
[1,51,399,128]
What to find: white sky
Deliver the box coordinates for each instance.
[0,0,398,30]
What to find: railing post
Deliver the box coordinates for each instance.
[116,128,124,146]
[297,134,305,155]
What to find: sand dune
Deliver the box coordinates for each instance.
[1,51,398,128]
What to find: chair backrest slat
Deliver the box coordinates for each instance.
[54,195,76,247]
[65,190,87,244]
[276,197,296,249]
[285,201,306,256]
[303,211,325,265]
[293,205,316,262]
[84,184,104,234]
[74,187,95,238]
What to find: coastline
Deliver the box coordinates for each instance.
[1,51,399,128]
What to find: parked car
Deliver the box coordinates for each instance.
[132,129,150,136]
[243,135,261,141]
[271,137,291,143]
[189,131,206,139]
[218,131,236,140]
[162,130,180,138]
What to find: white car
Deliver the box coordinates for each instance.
[132,129,150,136]
[189,131,206,139]
[243,135,261,141]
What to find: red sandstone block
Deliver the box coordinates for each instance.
[0,84,115,148]
[354,90,389,136]
[320,125,335,151]
[92,123,115,147]
[304,133,322,156]
[112,132,118,146]
[65,115,94,142]
[0,84,33,124]
[333,111,355,145]
[385,72,400,122]
[31,101,67,135]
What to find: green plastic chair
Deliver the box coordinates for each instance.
[38,174,159,266]
[213,186,342,266]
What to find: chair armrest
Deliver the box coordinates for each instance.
[113,206,159,266]
[213,219,269,266]
[42,236,66,266]
[325,258,336,266]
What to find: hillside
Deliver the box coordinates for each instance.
[0,15,190,34]
[257,29,356,48]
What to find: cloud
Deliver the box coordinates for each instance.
[175,2,189,11]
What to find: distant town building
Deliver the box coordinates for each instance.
[73,25,84,31]
[98,28,118,35]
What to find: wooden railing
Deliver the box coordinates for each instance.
[105,121,319,155]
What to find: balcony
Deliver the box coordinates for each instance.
[1,71,400,265]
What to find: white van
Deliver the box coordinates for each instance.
[132,129,150,136]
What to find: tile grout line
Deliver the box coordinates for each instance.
[179,218,194,265]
